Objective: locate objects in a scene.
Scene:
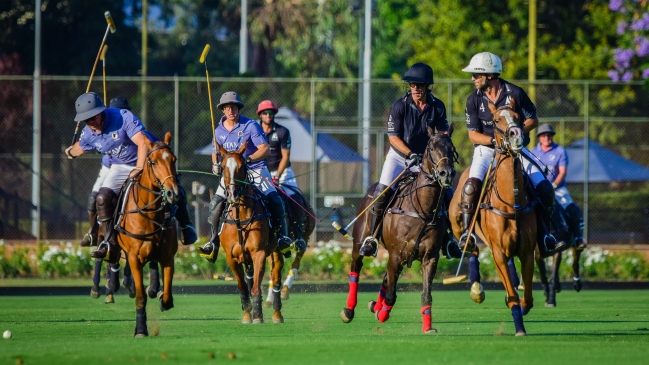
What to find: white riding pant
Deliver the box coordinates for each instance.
[101,164,137,192]
[378,148,420,188]
[215,167,277,199]
[271,166,299,196]
[468,145,546,187]
[91,165,111,193]
[554,186,574,209]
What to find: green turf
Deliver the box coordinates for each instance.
[1,290,648,364]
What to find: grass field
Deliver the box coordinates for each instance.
[1,289,648,364]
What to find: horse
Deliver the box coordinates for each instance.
[340,129,456,334]
[113,132,179,337]
[217,141,285,324]
[265,187,315,304]
[449,99,536,336]
[535,235,584,307]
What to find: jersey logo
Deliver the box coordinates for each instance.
[479,102,485,112]
[549,154,556,161]
[238,131,244,137]
[271,133,278,141]
[111,132,119,140]
[505,95,512,106]
[219,135,226,141]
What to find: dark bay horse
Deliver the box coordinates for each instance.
[536,240,584,307]
[449,100,536,336]
[114,132,179,337]
[218,142,285,324]
[340,129,456,334]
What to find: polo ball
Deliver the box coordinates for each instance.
[3,330,12,339]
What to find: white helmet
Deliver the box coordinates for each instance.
[462,52,502,74]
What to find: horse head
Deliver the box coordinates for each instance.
[218,141,249,204]
[421,127,456,188]
[489,98,524,156]
[145,132,179,204]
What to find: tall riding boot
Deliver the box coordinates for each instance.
[174,186,197,245]
[81,191,99,247]
[535,180,566,257]
[441,188,463,259]
[198,194,226,263]
[288,198,307,252]
[565,203,587,251]
[267,192,293,258]
[359,184,393,257]
[459,178,482,252]
[91,188,120,262]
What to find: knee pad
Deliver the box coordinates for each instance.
[460,178,482,213]
[208,195,226,224]
[87,191,99,214]
[96,188,118,210]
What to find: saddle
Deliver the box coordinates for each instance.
[217,185,270,234]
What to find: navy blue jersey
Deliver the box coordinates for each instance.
[260,122,291,172]
[464,79,537,144]
[387,92,449,155]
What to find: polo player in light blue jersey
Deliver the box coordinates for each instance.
[197,91,294,263]
[65,92,196,262]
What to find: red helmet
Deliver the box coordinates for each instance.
[256,100,278,115]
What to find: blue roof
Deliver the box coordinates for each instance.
[565,138,649,183]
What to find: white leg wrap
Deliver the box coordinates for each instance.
[283,269,297,289]
[266,280,274,302]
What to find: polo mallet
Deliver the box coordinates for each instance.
[332,161,414,241]
[100,44,108,103]
[71,11,116,146]
[199,44,218,154]
[443,149,496,285]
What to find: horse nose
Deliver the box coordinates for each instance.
[166,190,178,204]
[439,166,455,187]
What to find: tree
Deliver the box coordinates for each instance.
[607,0,649,82]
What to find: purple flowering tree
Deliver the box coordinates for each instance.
[609,0,649,81]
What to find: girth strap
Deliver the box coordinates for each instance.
[387,207,437,223]
[480,200,535,219]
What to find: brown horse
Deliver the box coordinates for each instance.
[449,100,535,336]
[340,129,456,334]
[217,141,285,324]
[114,132,179,337]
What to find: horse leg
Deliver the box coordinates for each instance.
[546,252,561,307]
[507,258,520,289]
[122,260,136,298]
[146,261,160,299]
[128,254,148,337]
[519,251,535,316]
[492,251,526,336]
[369,275,387,314]
[375,256,401,323]
[106,262,120,304]
[265,279,274,308]
[91,258,102,299]
[269,251,285,323]
[158,259,175,312]
[250,251,267,324]
[281,250,304,300]
[535,249,550,301]
[340,249,364,323]
[420,255,439,334]
[229,258,251,324]
[469,251,485,304]
[244,263,254,294]
[572,248,582,292]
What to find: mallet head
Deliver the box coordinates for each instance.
[104,11,116,33]
[200,44,210,63]
[332,221,353,241]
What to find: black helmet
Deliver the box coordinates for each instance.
[109,96,131,110]
[402,62,434,84]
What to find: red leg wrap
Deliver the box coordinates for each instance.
[421,305,432,333]
[376,304,393,323]
[346,272,359,310]
[373,285,386,313]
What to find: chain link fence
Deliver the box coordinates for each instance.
[1,76,648,244]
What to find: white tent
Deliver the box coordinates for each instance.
[194,107,364,163]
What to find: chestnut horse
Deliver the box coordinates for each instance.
[114,132,179,337]
[340,130,456,334]
[217,141,285,324]
[449,100,536,336]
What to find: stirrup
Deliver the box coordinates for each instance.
[198,242,217,263]
[575,238,587,251]
[458,232,477,252]
[445,237,463,259]
[91,241,109,259]
[80,233,94,247]
[359,236,378,257]
[544,234,566,254]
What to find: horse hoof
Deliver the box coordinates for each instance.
[134,333,148,338]
[545,302,556,308]
[272,313,284,324]
[242,312,252,324]
[515,331,527,337]
[104,294,115,304]
[280,285,289,300]
[423,328,438,334]
[252,317,264,324]
[368,300,377,313]
[146,286,157,299]
[158,292,174,312]
[263,300,273,308]
[470,282,485,304]
[90,286,100,299]
[340,308,354,323]
[573,279,582,292]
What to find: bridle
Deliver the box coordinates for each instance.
[222,153,250,202]
[421,134,457,187]
[492,105,524,156]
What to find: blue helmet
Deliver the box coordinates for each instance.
[402,63,434,84]
[74,92,106,121]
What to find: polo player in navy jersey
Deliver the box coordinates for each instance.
[459,52,566,257]
[197,92,294,263]
[358,62,463,259]
[65,92,197,262]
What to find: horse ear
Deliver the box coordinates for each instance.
[164,132,172,145]
[427,126,435,139]
[448,124,454,138]
[237,140,247,155]
[218,143,227,156]
[509,97,516,109]
[488,102,497,114]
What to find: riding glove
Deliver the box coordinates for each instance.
[212,162,222,176]
[407,152,422,167]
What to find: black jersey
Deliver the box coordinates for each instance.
[464,79,537,145]
[261,121,291,172]
[387,92,449,155]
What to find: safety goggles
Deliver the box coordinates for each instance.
[471,73,485,79]
[261,110,275,116]
[408,82,427,90]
